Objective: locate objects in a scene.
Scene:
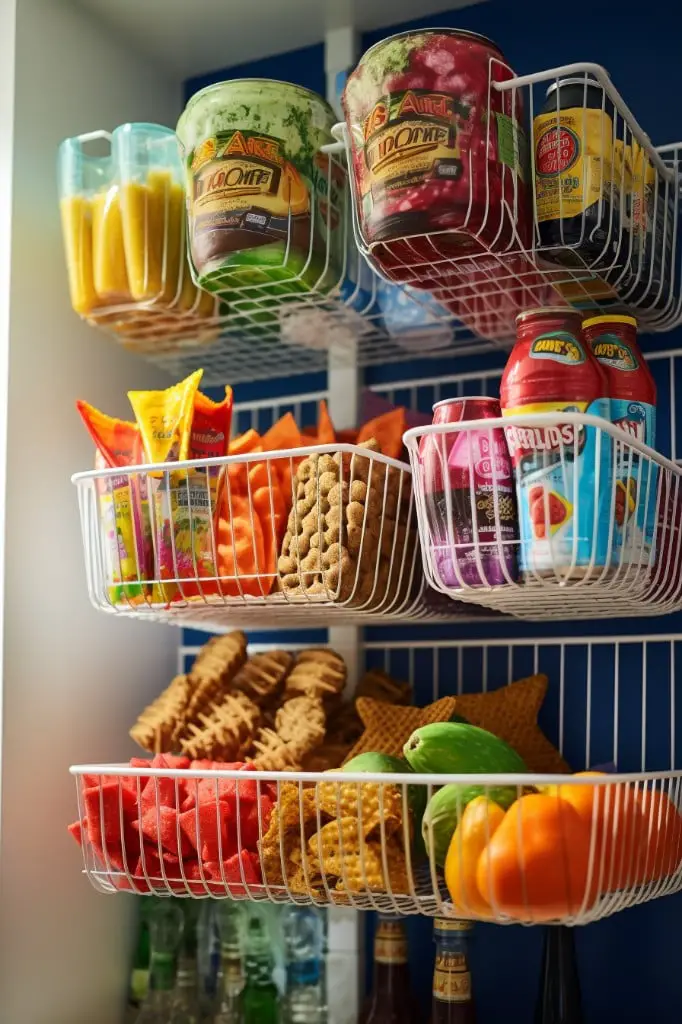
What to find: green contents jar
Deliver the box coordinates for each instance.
[176,78,343,314]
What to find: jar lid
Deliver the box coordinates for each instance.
[545,77,605,98]
[516,307,581,324]
[582,314,637,329]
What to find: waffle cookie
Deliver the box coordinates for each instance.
[179,691,260,761]
[275,696,326,746]
[308,818,410,895]
[259,783,328,887]
[315,780,406,839]
[283,649,347,705]
[277,441,412,607]
[231,650,293,706]
[185,630,248,721]
[130,674,191,753]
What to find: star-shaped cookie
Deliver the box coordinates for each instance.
[343,696,458,762]
[454,674,568,773]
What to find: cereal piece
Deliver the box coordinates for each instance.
[356,669,412,706]
[283,649,347,704]
[334,839,410,895]
[258,783,327,887]
[315,780,405,838]
[186,631,248,718]
[130,674,191,753]
[309,818,409,894]
[275,696,326,747]
[179,691,260,761]
[231,650,293,706]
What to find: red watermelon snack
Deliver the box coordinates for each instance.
[68,758,269,894]
[500,307,612,579]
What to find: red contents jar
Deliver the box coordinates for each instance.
[341,29,530,287]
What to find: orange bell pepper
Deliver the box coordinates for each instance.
[445,796,506,919]
[635,786,682,883]
[476,793,596,922]
[545,772,646,893]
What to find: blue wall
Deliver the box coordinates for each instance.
[184,6,682,1020]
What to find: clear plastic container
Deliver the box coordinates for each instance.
[58,124,217,330]
[176,79,343,304]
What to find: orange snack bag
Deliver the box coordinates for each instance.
[128,370,203,603]
[357,406,406,460]
[316,400,336,445]
[263,412,304,505]
[76,401,152,605]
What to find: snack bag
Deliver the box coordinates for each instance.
[76,401,152,606]
[129,370,203,602]
[178,387,233,599]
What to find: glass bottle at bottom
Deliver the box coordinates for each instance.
[242,907,279,1024]
[213,902,246,1024]
[361,914,416,1024]
[534,926,584,1024]
[134,903,183,1024]
[431,919,475,1024]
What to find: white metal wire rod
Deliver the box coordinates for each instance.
[494,62,672,181]
[404,412,680,474]
[72,442,412,484]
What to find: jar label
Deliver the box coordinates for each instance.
[529,331,587,365]
[361,90,464,201]
[433,953,472,1003]
[186,129,311,268]
[592,335,639,371]
[533,107,618,223]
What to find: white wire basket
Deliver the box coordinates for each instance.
[338,58,682,338]
[404,412,682,619]
[68,763,682,924]
[60,131,514,384]
[72,443,462,628]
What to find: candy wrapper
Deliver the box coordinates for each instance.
[76,401,153,606]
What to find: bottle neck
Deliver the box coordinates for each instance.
[148,952,176,994]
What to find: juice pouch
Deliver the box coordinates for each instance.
[128,370,203,602]
[76,401,152,605]
[177,387,233,599]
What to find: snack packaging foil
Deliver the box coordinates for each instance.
[76,400,153,605]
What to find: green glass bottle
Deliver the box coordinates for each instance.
[242,907,279,1024]
[214,902,246,1024]
[170,902,201,1024]
[135,902,183,1024]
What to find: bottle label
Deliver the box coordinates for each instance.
[533,107,617,224]
[374,924,408,964]
[503,398,612,573]
[528,331,586,365]
[433,953,472,1003]
[592,334,639,371]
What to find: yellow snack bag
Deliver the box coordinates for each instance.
[128,369,203,466]
[128,370,204,603]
